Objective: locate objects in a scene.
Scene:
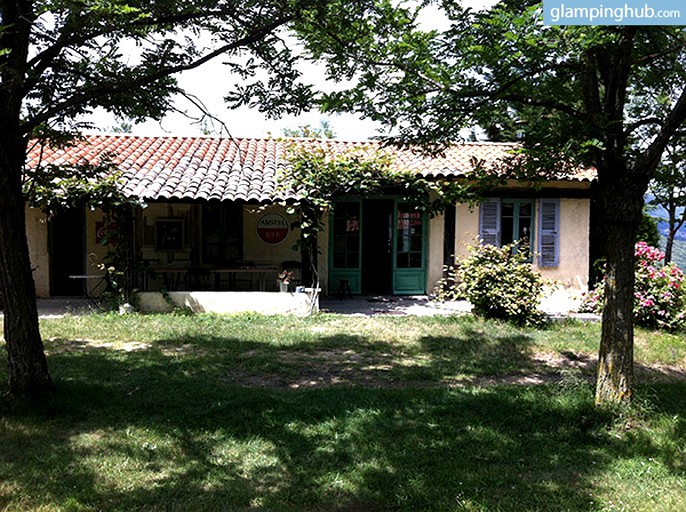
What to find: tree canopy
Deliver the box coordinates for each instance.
[0,0,397,396]
[232,1,686,405]
[650,138,686,263]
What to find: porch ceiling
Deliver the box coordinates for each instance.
[26,135,595,202]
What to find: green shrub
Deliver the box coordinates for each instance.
[437,242,545,326]
[432,262,463,303]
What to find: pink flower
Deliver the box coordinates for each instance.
[640,298,655,308]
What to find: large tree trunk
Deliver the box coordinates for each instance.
[588,181,607,287]
[594,178,644,406]
[0,140,52,396]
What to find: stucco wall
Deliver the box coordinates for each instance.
[454,203,480,260]
[137,290,318,316]
[426,212,445,294]
[26,207,50,298]
[243,205,301,266]
[451,199,589,290]
[537,198,589,289]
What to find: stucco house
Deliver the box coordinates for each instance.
[24,135,593,307]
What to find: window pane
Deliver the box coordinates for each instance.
[501,217,514,246]
[396,205,424,269]
[518,217,532,242]
[498,200,534,260]
[332,202,360,269]
[501,202,515,217]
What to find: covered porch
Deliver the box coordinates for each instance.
[69,199,321,315]
[88,200,314,296]
[129,200,304,294]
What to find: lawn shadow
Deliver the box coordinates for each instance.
[1,333,686,511]
[212,327,546,389]
[418,326,538,382]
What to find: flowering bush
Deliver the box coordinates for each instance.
[440,242,545,326]
[581,242,686,330]
[277,270,294,284]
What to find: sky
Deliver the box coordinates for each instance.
[85,0,497,141]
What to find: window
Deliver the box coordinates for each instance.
[202,203,242,264]
[501,200,533,258]
[332,201,360,268]
[480,198,559,267]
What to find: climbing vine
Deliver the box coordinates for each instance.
[280,146,481,286]
[24,159,143,307]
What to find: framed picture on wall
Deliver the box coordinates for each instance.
[156,218,184,251]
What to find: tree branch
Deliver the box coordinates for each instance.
[635,86,686,177]
[495,93,585,120]
[634,35,686,66]
[25,5,292,97]
[624,117,663,138]
[22,15,294,134]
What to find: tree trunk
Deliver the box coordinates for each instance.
[594,181,644,406]
[665,230,675,264]
[0,141,52,396]
[665,202,677,264]
[588,181,607,287]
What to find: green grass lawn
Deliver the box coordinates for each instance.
[1,312,686,511]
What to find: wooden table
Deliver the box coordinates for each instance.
[150,266,188,291]
[209,266,278,291]
[149,266,279,291]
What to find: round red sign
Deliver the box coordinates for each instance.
[256,213,289,245]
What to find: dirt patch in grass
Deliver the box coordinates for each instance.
[46,337,152,353]
[223,348,686,389]
[45,337,203,356]
[46,337,686,389]
[224,350,686,389]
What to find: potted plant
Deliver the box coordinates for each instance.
[277,270,293,292]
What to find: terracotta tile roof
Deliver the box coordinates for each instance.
[25,135,594,202]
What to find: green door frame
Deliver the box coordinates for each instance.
[392,202,428,295]
[329,198,427,295]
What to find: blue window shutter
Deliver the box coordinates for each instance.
[538,199,559,267]
[479,198,500,246]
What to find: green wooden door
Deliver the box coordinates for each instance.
[393,203,427,295]
[329,199,427,295]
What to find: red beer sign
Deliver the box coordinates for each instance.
[256,213,289,245]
